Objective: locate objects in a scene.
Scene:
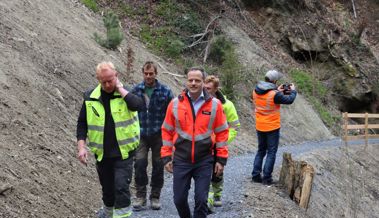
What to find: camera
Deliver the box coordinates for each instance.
[282,83,292,95]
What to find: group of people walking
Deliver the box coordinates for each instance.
[76,61,297,218]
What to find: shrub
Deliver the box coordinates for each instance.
[81,0,99,12]
[94,12,124,50]
[289,68,338,127]
[219,47,242,102]
[289,68,327,99]
[173,13,202,34]
[208,36,233,64]
[166,39,185,58]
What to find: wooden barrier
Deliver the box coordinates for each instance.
[342,113,379,147]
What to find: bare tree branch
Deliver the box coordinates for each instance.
[186,15,221,49]
[157,62,185,78]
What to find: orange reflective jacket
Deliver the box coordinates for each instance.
[161,90,229,165]
[252,90,281,132]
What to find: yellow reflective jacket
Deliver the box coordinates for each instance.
[85,85,140,161]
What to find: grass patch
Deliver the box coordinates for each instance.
[289,68,339,127]
[81,0,99,12]
[289,68,327,98]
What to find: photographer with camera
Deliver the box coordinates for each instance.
[251,70,297,185]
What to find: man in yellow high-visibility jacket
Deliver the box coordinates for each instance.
[76,62,143,218]
[204,75,240,210]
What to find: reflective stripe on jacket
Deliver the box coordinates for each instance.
[252,89,280,132]
[222,97,240,144]
[161,90,229,165]
[85,85,140,161]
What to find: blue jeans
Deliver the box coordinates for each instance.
[251,129,280,182]
[173,156,213,218]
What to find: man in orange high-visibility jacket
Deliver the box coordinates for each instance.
[161,67,229,218]
[251,70,297,185]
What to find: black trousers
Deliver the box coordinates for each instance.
[173,156,213,218]
[96,156,133,209]
[134,134,164,199]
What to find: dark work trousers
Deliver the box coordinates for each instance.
[134,134,164,199]
[96,156,133,209]
[173,156,214,218]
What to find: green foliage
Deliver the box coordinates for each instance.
[94,12,124,50]
[139,25,184,58]
[289,68,327,98]
[156,0,179,19]
[173,13,202,34]
[81,0,99,12]
[167,39,185,58]
[208,36,233,64]
[289,68,338,127]
[118,3,134,18]
[220,48,242,102]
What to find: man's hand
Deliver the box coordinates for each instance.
[289,83,296,91]
[115,78,129,97]
[277,84,285,92]
[115,78,123,89]
[77,140,88,165]
[214,162,224,177]
[165,161,173,173]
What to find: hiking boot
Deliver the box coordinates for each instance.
[252,176,262,183]
[213,196,222,207]
[207,200,215,214]
[133,197,146,211]
[262,179,275,186]
[150,198,161,210]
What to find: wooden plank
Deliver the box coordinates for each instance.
[344,124,379,129]
[369,134,379,139]
[343,112,348,144]
[346,113,379,118]
[365,113,369,148]
[346,135,367,140]
[345,134,379,141]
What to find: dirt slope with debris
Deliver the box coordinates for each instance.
[0,0,182,217]
[0,0,365,217]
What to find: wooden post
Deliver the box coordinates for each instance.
[343,112,348,146]
[299,164,315,209]
[280,153,315,209]
[279,153,295,197]
[364,112,368,150]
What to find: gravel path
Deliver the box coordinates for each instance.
[132,138,379,218]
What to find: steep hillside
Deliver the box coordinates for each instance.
[0,0,184,217]
[1,0,376,217]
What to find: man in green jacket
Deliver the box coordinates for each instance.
[76,61,144,218]
[204,75,240,210]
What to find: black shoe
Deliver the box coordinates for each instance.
[252,176,262,183]
[262,179,275,185]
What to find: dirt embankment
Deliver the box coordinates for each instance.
[0,0,373,218]
[242,141,379,218]
[0,0,182,217]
